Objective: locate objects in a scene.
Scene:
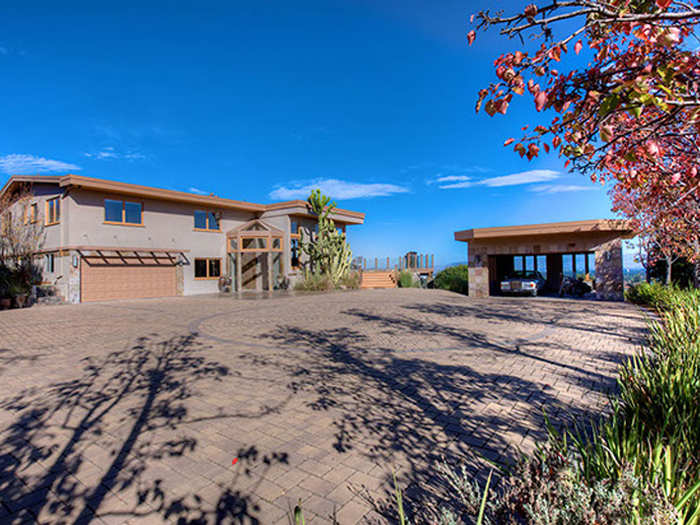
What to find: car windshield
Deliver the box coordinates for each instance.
[507,271,541,280]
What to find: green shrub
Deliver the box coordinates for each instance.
[293,273,334,292]
[398,270,418,288]
[338,271,361,289]
[294,270,361,291]
[433,265,469,295]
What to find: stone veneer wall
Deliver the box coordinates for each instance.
[594,239,624,301]
[67,251,81,304]
[467,254,490,298]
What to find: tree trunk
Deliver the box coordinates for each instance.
[665,255,673,285]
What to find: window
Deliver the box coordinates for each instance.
[194,210,220,231]
[104,199,142,225]
[46,197,60,225]
[291,238,300,269]
[194,258,221,279]
[241,237,266,250]
[45,253,55,273]
[25,203,38,224]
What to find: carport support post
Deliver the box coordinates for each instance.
[467,248,490,298]
[595,239,624,300]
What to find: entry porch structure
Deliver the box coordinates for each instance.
[454,219,634,301]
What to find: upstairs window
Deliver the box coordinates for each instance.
[104,199,142,225]
[46,197,61,226]
[194,210,220,231]
[26,203,38,224]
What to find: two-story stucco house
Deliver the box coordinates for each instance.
[0,175,364,303]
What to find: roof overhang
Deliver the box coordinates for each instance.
[59,175,267,212]
[263,200,365,225]
[0,175,366,222]
[455,219,635,242]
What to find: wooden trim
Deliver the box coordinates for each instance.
[193,228,222,232]
[103,221,145,227]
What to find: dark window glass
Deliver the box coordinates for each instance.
[207,212,219,230]
[291,239,300,268]
[194,210,207,229]
[587,253,596,276]
[230,238,238,250]
[209,259,221,278]
[55,198,60,221]
[291,220,299,234]
[105,200,123,222]
[272,238,281,250]
[194,259,208,278]
[124,202,142,224]
[46,253,55,273]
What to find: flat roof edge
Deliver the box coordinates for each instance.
[455,219,634,242]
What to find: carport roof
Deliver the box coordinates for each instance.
[454,219,634,242]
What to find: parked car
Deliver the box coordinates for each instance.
[500,270,546,297]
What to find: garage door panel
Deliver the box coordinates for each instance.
[81,261,177,302]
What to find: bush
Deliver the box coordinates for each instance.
[398,270,419,288]
[338,271,361,290]
[293,273,334,292]
[433,265,469,295]
[294,271,362,292]
[624,281,699,310]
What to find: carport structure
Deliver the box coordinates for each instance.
[454,219,634,300]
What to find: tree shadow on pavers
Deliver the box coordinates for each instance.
[0,348,43,376]
[257,325,606,524]
[402,300,648,346]
[343,308,621,396]
[0,333,289,524]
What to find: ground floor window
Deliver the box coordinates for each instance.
[291,238,300,269]
[194,258,221,279]
[45,253,55,273]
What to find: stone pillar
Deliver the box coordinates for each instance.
[67,250,81,304]
[175,264,184,296]
[468,247,490,298]
[594,239,624,301]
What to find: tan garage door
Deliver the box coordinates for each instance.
[81,260,177,302]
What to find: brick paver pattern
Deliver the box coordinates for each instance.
[0,290,648,524]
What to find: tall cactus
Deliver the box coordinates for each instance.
[301,190,353,286]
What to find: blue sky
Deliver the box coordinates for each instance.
[0,0,628,266]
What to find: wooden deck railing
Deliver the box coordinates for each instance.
[359,254,435,275]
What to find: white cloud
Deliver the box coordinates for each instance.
[270,178,409,200]
[529,184,598,193]
[188,187,209,195]
[0,154,81,174]
[428,175,471,185]
[438,169,560,189]
[84,147,145,161]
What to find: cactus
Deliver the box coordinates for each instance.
[301,190,353,287]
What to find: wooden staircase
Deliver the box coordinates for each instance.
[361,271,397,289]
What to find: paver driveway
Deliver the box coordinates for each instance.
[0,289,648,524]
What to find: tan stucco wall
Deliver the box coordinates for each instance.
[66,189,260,296]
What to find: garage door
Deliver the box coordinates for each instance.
[81,260,177,302]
